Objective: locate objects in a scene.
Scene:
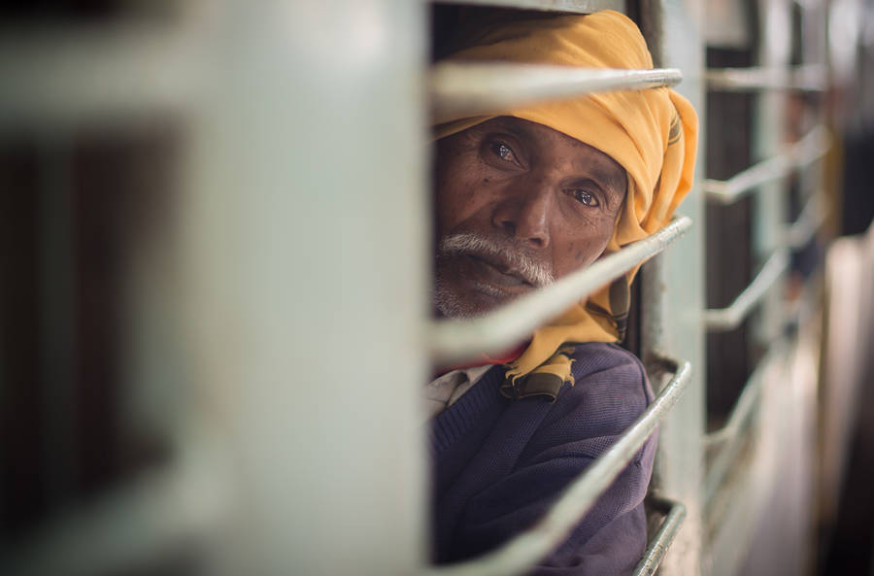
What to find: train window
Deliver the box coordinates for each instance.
[0,123,183,543]
[1,1,873,575]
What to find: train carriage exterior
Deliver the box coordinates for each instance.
[1,0,873,574]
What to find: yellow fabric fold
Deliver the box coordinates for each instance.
[435,10,699,396]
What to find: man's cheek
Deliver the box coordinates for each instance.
[566,241,584,264]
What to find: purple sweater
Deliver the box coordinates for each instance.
[430,342,656,575]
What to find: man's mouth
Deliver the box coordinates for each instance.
[465,252,535,293]
[435,233,554,313]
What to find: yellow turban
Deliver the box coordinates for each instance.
[434,10,699,398]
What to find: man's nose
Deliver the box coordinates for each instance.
[491,185,552,248]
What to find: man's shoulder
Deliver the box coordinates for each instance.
[567,341,645,374]
[567,342,649,397]
[535,343,652,445]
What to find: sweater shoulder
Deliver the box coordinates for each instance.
[568,342,646,383]
[567,342,652,408]
[521,343,652,461]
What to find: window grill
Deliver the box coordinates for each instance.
[702,0,831,572]
[705,64,827,92]
[431,0,625,13]
[430,62,682,120]
[703,125,830,204]
[425,2,703,574]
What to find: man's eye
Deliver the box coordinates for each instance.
[572,190,600,207]
[491,141,518,164]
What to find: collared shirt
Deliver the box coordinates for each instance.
[425,364,494,418]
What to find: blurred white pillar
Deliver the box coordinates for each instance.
[182,1,429,574]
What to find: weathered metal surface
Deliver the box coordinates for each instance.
[633,497,689,576]
[431,62,682,120]
[431,0,625,12]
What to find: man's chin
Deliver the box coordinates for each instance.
[433,285,514,319]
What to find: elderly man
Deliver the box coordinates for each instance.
[428,10,698,575]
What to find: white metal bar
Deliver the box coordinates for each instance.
[706,64,827,92]
[430,216,692,366]
[782,191,827,249]
[703,125,831,204]
[428,357,692,576]
[702,249,790,332]
[748,0,791,363]
[702,373,763,452]
[640,3,707,573]
[703,342,787,504]
[2,435,231,576]
[0,24,203,127]
[631,496,687,576]
[430,0,625,12]
[431,62,682,120]
[703,342,785,451]
[180,1,430,573]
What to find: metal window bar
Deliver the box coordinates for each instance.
[0,25,200,127]
[428,357,692,576]
[703,191,827,334]
[430,216,692,366]
[430,0,625,13]
[2,432,229,576]
[703,125,831,204]
[702,342,786,503]
[702,249,790,332]
[782,273,818,335]
[705,64,827,92]
[702,342,774,451]
[430,62,682,120]
[782,191,828,250]
[632,496,688,576]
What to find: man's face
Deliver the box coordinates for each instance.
[433,116,627,318]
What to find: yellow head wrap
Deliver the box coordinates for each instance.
[434,10,698,398]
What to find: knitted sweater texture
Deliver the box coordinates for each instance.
[430,342,656,575]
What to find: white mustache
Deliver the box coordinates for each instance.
[439,233,555,287]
